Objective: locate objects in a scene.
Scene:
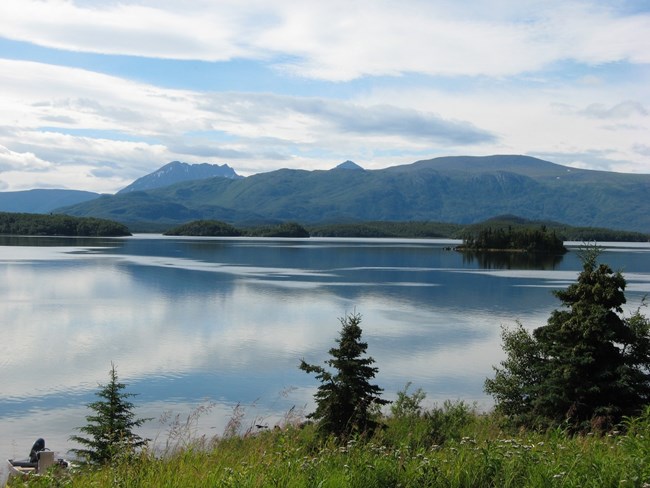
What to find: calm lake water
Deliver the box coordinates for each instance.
[1,235,649,473]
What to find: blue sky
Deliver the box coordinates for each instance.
[0,0,648,193]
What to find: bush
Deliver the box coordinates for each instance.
[485,247,650,431]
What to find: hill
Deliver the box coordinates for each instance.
[0,189,99,213]
[117,161,242,193]
[58,155,650,233]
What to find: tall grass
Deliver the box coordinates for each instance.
[10,404,650,487]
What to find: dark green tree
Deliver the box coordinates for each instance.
[300,312,389,438]
[70,363,150,464]
[485,248,650,430]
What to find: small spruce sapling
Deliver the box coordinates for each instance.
[70,362,151,464]
[300,312,389,439]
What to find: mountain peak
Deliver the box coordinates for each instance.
[118,161,242,194]
[333,160,364,171]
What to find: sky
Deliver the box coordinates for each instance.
[0,0,648,194]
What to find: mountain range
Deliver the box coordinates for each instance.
[0,189,99,213]
[2,155,649,233]
[117,160,241,193]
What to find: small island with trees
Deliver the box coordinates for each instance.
[0,212,131,237]
[457,225,567,254]
[164,220,310,238]
[160,215,648,242]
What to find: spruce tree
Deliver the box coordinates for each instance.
[485,248,650,430]
[300,312,389,438]
[70,363,150,463]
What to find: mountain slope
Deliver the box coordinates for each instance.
[0,189,99,213]
[117,161,241,193]
[59,155,650,233]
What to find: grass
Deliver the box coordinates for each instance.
[10,401,650,488]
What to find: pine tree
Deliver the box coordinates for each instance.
[485,248,650,430]
[70,363,151,463]
[300,312,389,438]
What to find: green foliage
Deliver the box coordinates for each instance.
[163,216,647,241]
[60,155,650,233]
[462,215,649,242]
[300,312,390,439]
[246,221,310,238]
[19,407,650,487]
[0,212,130,236]
[163,219,242,236]
[163,220,311,238]
[391,382,427,419]
[460,225,566,253]
[485,248,650,431]
[423,400,476,446]
[70,363,151,464]
[309,221,461,238]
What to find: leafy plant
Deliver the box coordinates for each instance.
[391,382,427,419]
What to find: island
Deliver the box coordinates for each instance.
[457,225,567,254]
[163,220,310,238]
[163,220,242,237]
[0,212,131,237]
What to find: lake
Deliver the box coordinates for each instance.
[1,235,649,474]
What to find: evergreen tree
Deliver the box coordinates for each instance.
[485,248,650,430]
[70,363,150,463]
[300,312,389,438]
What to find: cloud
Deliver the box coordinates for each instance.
[0,1,649,81]
[580,101,648,119]
[531,150,646,173]
[0,144,52,171]
[319,103,495,145]
[0,58,497,190]
[633,144,650,157]
[1,58,492,147]
[0,0,255,61]
[199,93,495,145]
[165,143,255,160]
[0,2,648,191]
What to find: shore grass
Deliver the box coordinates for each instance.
[10,403,650,488]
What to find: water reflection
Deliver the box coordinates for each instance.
[0,236,649,476]
[0,235,127,249]
[460,250,565,269]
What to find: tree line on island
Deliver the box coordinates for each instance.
[0,212,130,237]
[0,211,647,242]
[456,225,567,253]
[43,247,650,487]
[164,216,648,244]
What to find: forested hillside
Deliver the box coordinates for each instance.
[58,156,650,233]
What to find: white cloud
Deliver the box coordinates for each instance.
[0,1,649,191]
[0,58,501,191]
[358,70,650,174]
[0,0,254,61]
[0,59,199,135]
[0,1,649,80]
[581,101,648,119]
[0,144,52,171]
